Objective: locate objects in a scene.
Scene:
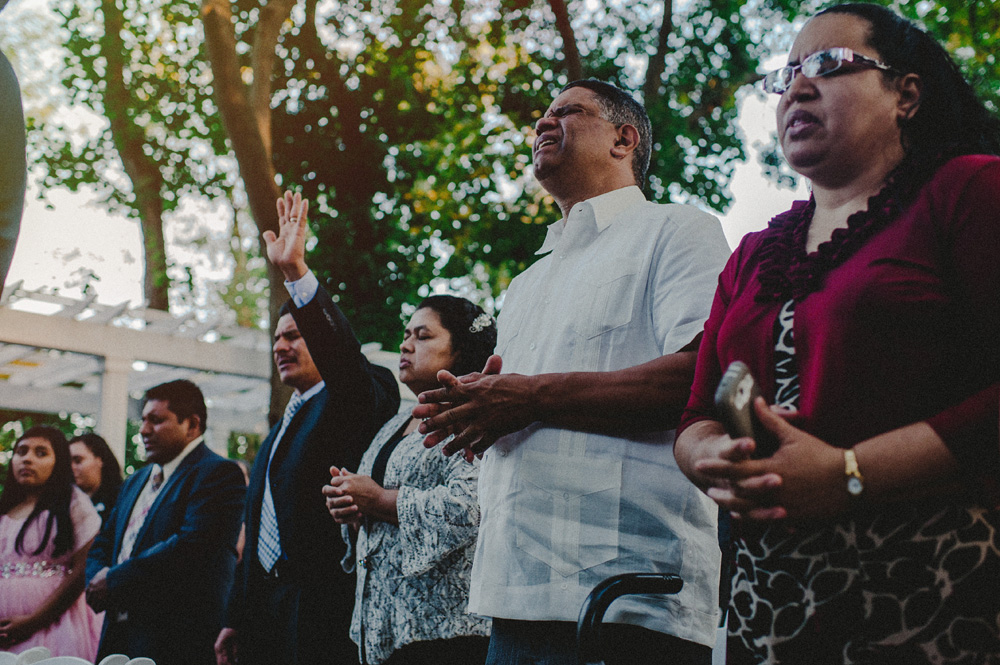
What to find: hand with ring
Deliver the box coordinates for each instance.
[265,190,310,282]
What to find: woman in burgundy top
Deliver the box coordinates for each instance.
[674,4,1000,664]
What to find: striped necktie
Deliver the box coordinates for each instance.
[118,466,164,563]
[258,391,304,572]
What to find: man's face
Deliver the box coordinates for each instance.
[532,86,620,186]
[273,313,323,394]
[140,399,198,465]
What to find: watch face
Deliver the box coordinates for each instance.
[847,476,864,497]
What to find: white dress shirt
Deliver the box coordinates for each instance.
[468,186,731,647]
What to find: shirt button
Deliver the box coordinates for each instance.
[563,492,569,499]
[561,582,569,590]
[529,343,536,350]
[499,450,507,457]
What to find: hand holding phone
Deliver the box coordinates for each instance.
[714,361,778,458]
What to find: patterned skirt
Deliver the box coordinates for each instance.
[726,502,1000,665]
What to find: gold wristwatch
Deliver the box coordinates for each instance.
[844,448,864,498]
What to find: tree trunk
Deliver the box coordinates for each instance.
[202,0,298,425]
[101,0,170,311]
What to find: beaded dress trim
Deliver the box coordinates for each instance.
[1,560,70,578]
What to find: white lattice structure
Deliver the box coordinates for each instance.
[0,281,405,463]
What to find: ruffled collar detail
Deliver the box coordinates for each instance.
[755,164,913,303]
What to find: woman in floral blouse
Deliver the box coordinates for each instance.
[325,295,496,665]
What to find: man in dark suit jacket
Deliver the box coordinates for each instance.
[86,379,246,665]
[215,191,400,665]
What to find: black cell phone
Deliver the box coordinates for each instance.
[713,361,778,458]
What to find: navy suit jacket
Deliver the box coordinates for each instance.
[226,284,400,662]
[86,442,245,665]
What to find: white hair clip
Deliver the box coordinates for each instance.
[469,313,494,333]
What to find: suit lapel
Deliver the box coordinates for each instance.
[130,444,207,554]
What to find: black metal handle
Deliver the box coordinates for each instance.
[576,572,684,665]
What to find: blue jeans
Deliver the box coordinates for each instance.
[486,618,711,665]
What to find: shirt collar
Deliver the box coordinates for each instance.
[158,434,204,483]
[297,380,325,402]
[536,186,647,255]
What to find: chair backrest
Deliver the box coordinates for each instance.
[0,652,18,665]
[26,658,92,665]
[14,647,51,665]
[126,659,156,665]
[98,656,130,665]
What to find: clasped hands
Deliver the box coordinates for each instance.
[413,355,536,461]
[323,468,398,526]
[85,566,110,612]
[693,397,849,524]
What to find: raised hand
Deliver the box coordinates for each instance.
[263,190,310,281]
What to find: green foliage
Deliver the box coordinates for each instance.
[33,0,807,347]
[122,419,145,477]
[27,0,269,321]
[254,0,807,346]
[40,0,230,214]
[901,0,999,114]
[227,430,263,464]
[41,0,1000,355]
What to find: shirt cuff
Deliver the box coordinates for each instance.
[284,270,319,308]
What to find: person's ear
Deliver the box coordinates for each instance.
[611,124,640,159]
[896,73,922,122]
[185,414,202,436]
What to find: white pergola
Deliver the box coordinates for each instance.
[0,281,408,464]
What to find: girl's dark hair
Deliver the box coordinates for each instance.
[416,295,497,377]
[0,426,75,557]
[818,3,1000,162]
[69,433,123,512]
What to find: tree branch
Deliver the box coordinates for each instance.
[250,0,298,154]
[101,0,169,310]
[548,0,582,80]
[202,0,292,424]
[642,0,674,105]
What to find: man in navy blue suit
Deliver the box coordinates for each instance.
[86,380,245,665]
[215,191,400,665]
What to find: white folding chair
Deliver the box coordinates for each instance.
[14,647,51,665]
[27,658,91,665]
[97,656,129,665]
[126,659,156,665]
[0,652,18,665]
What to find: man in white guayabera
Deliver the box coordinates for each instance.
[415,79,731,665]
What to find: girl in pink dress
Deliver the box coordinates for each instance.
[0,426,102,658]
